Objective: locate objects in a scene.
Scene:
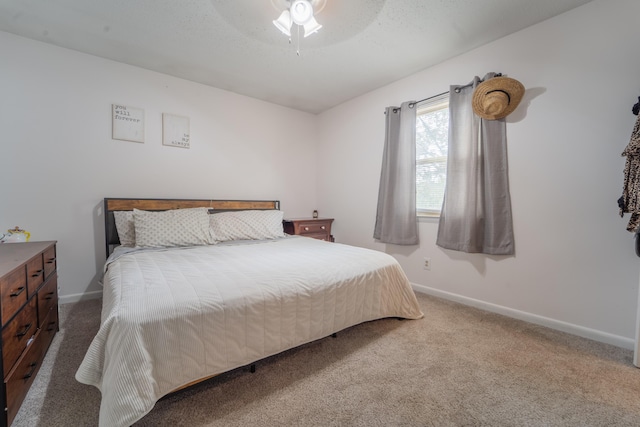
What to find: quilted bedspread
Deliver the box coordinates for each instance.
[75,236,423,426]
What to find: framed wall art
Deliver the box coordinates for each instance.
[162,113,190,149]
[112,104,145,143]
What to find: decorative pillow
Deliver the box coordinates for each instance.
[113,211,135,247]
[133,207,215,248]
[209,210,285,242]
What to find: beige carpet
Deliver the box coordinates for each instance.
[12,293,640,426]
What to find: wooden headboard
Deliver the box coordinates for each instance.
[104,198,280,257]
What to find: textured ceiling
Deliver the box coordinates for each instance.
[0,0,593,114]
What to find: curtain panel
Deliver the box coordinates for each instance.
[436,74,515,255]
[374,101,419,245]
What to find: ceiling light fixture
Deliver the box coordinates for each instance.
[273,0,324,55]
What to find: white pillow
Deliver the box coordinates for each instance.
[209,210,284,242]
[113,211,135,247]
[133,207,215,248]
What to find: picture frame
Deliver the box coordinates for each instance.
[162,113,190,149]
[112,104,145,143]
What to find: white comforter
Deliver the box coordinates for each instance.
[75,236,423,427]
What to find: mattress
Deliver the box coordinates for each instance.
[75,236,423,426]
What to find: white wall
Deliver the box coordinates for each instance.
[2,0,639,350]
[317,0,640,348]
[0,32,318,302]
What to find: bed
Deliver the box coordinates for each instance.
[75,198,424,427]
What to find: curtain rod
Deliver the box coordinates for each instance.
[410,72,503,106]
[409,90,449,107]
[386,72,502,113]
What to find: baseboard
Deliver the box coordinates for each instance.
[59,290,103,305]
[411,283,635,351]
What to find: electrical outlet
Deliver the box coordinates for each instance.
[423,257,431,270]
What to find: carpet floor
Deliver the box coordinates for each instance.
[11,293,640,426]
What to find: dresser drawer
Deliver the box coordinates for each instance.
[301,232,332,241]
[39,307,58,351]
[296,221,331,235]
[43,245,57,280]
[26,253,45,296]
[5,327,46,426]
[37,274,58,327]
[283,218,334,242]
[2,297,37,378]
[0,267,28,327]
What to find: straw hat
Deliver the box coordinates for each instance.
[472,76,524,120]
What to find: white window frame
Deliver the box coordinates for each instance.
[416,93,449,217]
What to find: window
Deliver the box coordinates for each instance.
[416,93,449,216]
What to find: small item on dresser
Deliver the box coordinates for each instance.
[313,210,318,219]
[0,226,31,243]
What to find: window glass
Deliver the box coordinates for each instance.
[416,94,449,216]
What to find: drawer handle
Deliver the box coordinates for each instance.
[10,287,25,298]
[16,323,32,338]
[23,362,37,380]
[47,321,57,332]
[321,226,326,230]
[31,269,44,278]
[304,227,309,231]
[44,291,55,300]
[46,257,56,264]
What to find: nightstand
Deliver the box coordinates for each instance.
[283,218,334,242]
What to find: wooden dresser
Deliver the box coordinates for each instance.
[0,241,59,426]
[283,218,334,242]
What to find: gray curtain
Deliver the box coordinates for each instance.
[374,101,419,245]
[436,74,515,255]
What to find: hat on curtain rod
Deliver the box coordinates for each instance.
[472,76,525,120]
